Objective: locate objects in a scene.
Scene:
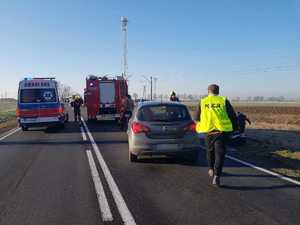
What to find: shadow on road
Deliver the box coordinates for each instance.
[221,184,299,191]
[85,120,123,133]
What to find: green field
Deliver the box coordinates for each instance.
[0,102,17,123]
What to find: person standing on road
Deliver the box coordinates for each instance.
[120,94,135,128]
[122,94,135,116]
[71,95,83,122]
[195,84,238,187]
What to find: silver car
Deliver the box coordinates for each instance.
[127,101,201,162]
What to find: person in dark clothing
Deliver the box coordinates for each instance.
[237,112,251,134]
[170,91,180,102]
[71,96,83,122]
[195,84,238,187]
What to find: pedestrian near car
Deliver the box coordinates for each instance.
[195,84,238,187]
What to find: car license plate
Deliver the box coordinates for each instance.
[24,118,37,122]
[156,144,180,151]
[97,114,114,120]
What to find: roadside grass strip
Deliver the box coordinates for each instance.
[0,127,21,141]
[225,155,300,186]
[82,117,137,225]
[86,150,113,221]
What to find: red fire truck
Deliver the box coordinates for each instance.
[84,75,128,121]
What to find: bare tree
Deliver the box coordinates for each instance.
[132,93,138,100]
[57,82,73,101]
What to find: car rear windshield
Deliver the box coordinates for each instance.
[137,105,191,122]
[20,89,57,103]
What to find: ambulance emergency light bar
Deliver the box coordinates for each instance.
[24,77,56,80]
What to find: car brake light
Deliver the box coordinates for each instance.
[184,122,196,132]
[131,122,150,134]
[16,108,21,117]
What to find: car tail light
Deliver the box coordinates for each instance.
[184,121,196,132]
[16,108,21,117]
[131,122,150,134]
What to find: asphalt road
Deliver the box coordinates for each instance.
[0,110,299,225]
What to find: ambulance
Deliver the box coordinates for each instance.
[16,77,69,131]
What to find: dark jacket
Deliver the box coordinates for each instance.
[71,98,83,110]
[194,98,238,132]
[170,96,180,102]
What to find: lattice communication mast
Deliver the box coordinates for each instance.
[121,16,128,79]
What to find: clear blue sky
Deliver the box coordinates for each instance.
[1,0,300,99]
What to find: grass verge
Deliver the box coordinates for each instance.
[234,139,300,179]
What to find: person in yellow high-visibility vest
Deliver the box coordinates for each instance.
[195,84,238,187]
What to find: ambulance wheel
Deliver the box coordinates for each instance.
[21,126,28,131]
[65,114,69,123]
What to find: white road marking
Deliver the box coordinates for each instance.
[86,150,113,221]
[225,155,300,186]
[82,117,137,225]
[80,126,87,141]
[0,127,21,141]
[199,144,300,186]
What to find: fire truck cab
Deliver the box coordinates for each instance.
[85,75,128,121]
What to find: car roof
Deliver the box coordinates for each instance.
[136,100,186,108]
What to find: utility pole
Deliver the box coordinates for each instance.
[143,85,146,100]
[154,77,158,100]
[142,75,154,100]
[150,76,153,100]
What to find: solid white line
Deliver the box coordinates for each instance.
[86,150,113,221]
[0,127,21,141]
[82,117,137,225]
[225,154,300,186]
[80,126,87,141]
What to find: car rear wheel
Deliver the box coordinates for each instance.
[129,152,138,162]
[21,126,28,131]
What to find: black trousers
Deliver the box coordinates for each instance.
[205,132,228,176]
[74,108,81,121]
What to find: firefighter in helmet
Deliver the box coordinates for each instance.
[71,95,83,122]
[121,94,134,116]
[120,94,134,128]
[170,91,180,102]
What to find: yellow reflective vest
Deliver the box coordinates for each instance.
[196,95,233,133]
